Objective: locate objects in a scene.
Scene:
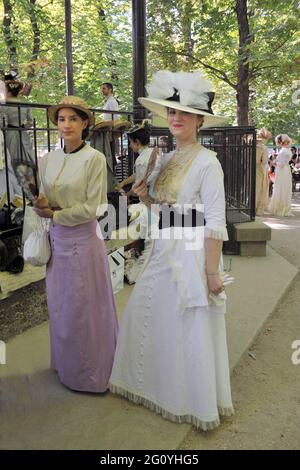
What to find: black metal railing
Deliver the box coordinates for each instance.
[199,126,256,254]
[1,102,256,255]
[0,101,134,237]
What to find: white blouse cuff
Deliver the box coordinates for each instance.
[204,225,229,241]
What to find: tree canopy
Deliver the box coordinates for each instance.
[0,0,299,140]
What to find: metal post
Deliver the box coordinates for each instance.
[132,0,147,121]
[65,0,74,95]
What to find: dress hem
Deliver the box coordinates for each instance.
[109,383,234,432]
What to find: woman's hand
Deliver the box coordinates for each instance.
[206,273,224,296]
[33,194,49,209]
[115,182,123,192]
[33,207,54,219]
[132,179,149,204]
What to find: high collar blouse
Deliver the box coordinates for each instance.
[38,144,107,227]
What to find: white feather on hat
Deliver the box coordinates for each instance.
[147,70,212,109]
[139,70,228,129]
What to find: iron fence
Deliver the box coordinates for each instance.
[0,101,133,236]
[1,103,256,255]
[150,126,256,254]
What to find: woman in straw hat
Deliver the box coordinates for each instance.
[0,72,35,169]
[269,133,293,217]
[33,96,118,392]
[110,71,234,430]
[256,127,272,216]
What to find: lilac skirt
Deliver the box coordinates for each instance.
[46,220,118,392]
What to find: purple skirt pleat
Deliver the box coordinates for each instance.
[46,220,118,392]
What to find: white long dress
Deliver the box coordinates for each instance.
[109,143,234,431]
[269,147,293,217]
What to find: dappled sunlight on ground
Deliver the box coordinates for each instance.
[257,193,300,231]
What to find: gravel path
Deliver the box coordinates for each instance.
[0,281,48,342]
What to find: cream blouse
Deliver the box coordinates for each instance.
[38,144,107,227]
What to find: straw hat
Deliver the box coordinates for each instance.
[4,72,24,93]
[93,120,114,130]
[113,119,132,131]
[127,119,152,135]
[138,70,228,129]
[48,96,95,127]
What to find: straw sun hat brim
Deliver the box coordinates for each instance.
[92,120,114,130]
[139,97,228,129]
[48,103,95,127]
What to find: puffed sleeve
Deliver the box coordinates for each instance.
[53,152,107,226]
[37,153,48,196]
[199,158,228,241]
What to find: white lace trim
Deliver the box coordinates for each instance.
[109,384,234,432]
[205,225,229,241]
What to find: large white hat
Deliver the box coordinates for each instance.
[139,70,228,129]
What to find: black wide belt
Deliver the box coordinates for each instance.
[158,205,205,230]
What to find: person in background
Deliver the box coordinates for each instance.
[33,96,118,393]
[115,120,153,196]
[255,127,272,216]
[101,82,120,121]
[101,82,121,157]
[289,146,298,170]
[268,149,277,197]
[0,72,34,168]
[269,134,293,216]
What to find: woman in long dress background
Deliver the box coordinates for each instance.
[269,134,293,217]
[0,73,35,168]
[110,70,234,431]
[33,96,118,393]
[255,127,272,216]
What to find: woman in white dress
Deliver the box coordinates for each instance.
[255,128,272,216]
[109,70,234,430]
[115,120,153,195]
[269,134,293,217]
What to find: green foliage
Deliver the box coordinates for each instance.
[147,0,300,140]
[0,0,299,140]
[0,0,132,110]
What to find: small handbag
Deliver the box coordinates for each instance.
[23,208,51,267]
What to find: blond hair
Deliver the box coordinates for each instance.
[257,127,272,141]
[275,134,292,146]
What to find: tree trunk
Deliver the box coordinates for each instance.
[65,0,74,94]
[27,0,41,81]
[97,1,118,82]
[2,0,17,70]
[181,2,194,68]
[235,0,252,126]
